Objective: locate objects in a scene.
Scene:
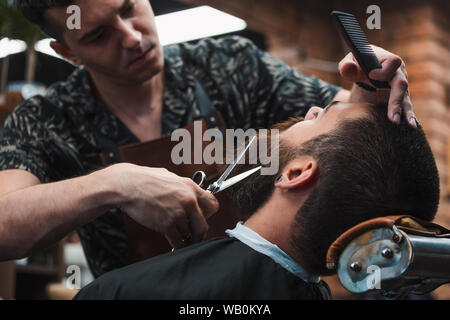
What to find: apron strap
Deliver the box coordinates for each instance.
[95,130,123,165]
[193,77,225,134]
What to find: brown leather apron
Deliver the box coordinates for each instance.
[96,78,244,263]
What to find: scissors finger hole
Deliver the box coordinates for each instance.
[192,171,207,188]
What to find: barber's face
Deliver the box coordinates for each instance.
[281,102,371,145]
[47,0,164,85]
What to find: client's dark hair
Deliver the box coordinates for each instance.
[16,0,74,42]
[232,103,440,275]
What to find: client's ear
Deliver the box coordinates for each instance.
[275,156,318,190]
[50,41,82,66]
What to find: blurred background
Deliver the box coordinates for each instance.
[0,0,449,300]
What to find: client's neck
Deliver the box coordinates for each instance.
[243,202,294,254]
[243,191,311,272]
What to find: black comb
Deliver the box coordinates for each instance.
[331,10,390,89]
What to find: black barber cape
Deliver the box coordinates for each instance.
[74,237,331,300]
[75,237,330,300]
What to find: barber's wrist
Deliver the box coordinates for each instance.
[87,165,129,210]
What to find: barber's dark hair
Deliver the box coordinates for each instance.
[16,0,74,42]
[231,103,440,275]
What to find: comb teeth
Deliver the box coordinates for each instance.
[336,14,374,54]
[331,11,390,89]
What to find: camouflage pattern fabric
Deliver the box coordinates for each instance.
[0,36,340,277]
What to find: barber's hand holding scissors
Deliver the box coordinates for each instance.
[104,137,260,250]
[338,45,418,128]
[105,163,219,249]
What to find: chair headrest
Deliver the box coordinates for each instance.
[326,215,450,270]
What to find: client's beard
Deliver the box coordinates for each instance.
[231,136,326,275]
[229,135,300,218]
[289,188,329,275]
[229,117,329,274]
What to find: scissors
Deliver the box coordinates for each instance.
[192,136,261,194]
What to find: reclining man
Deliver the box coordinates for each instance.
[74,101,440,299]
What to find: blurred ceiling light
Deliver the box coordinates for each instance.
[0,38,27,59]
[155,6,247,46]
[34,5,247,60]
[34,38,61,60]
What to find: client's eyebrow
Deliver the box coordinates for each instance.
[323,101,339,116]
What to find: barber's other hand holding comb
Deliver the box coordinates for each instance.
[338,45,417,128]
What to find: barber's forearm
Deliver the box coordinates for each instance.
[0,169,121,260]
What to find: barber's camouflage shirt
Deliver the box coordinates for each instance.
[0,36,340,277]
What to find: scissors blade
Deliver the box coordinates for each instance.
[214,166,262,194]
[214,135,257,188]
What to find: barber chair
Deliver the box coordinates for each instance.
[326,215,450,299]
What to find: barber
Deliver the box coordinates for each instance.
[0,0,413,277]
